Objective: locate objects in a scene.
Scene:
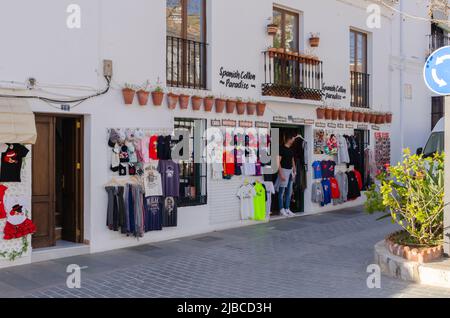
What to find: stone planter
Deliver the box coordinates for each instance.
[385,231,443,264]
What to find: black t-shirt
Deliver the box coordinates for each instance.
[0,144,29,182]
[279,145,294,170]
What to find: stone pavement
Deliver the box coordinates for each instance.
[1,206,450,298]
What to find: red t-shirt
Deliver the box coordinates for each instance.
[354,169,363,191]
[329,178,341,199]
[223,151,235,176]
[149,135,158,160]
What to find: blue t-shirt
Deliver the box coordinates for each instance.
[312,161,322,179]
[321,179,332,206]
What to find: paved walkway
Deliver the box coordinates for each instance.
[1,206,450,298]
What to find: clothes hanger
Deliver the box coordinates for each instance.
[105,177,119,187]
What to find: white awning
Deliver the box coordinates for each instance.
[0,98,37,145]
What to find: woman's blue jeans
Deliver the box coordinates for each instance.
[278,175,293,210]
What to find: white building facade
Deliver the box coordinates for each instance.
[0,0,443,268]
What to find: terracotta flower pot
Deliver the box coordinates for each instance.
[324,108,333,120]
[363,112,371,123]
[316,108,325,119]
[345,110,353,121]
[167,93,179,110]
[236,101,246,115]
[137,90,150,106]
[386,113,393,124]
[215,99,225,113]
[179,94,190,110]
[370,113,377,124]
[122,88,135,105]
[332,109,339,120]
[352,111,360,122]
[267,24,279,36]
[339,109,346,121]
[247,102,256,115]
[204,97,214,112]
[380,114,387,124]
[309,37,320,48]
[191,96,203,111]
[359,112,366,122]
[151,91,164,106]
[226,100,236,114]
[256,102,266,117]
[268,47,277,58]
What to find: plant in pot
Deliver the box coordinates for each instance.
[256,101,266,117]
[179,91,190,110]
[191,91,203,111]
[386,111,393,124]
[236,97,247,115]
[345,109,353,121]
[324,107,333,120]
[215,95,226,113]
[167,89,180,110]
[316,106,326,119]
[309,32,320,48]
[332,107,339,120]
[352,110,360,122]
[365,150,444,263]
[136,81,151,106]
[358,110,366,122]
[339,108,346,121]
[267,46,277,58]
[204,94,215,112]
[267,22,279,36]
[363,110,371,123]
[151,78,165,106]
[247,98,257,115]
[122,83,137,105]
[226,98,237,114]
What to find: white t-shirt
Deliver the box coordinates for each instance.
[243,163,256,176]
[143,161,163,197]
[237,184,256,220]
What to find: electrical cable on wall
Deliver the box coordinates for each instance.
[0,75,111,109]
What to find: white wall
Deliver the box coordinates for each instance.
[0,0,434,265]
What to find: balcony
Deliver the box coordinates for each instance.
[166,36,207,90]
[262,49,323,101]
[350,71,370,109]
[429,32,450,53]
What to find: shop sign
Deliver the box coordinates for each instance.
[219,67,257,90]
[273,116,288,123]
[239,120,253,128]
[322,83,347,101]
[315,122,326,128]
[290,117,305,124]
[371,125,380,131]
[357,124,369,130]
[327,123,337,128]
[222,119,237,127]
[345,124,354,129]
[255,121,270,129]
[337,123,345,129]
[211,119,221,127]
[304,119,315,125]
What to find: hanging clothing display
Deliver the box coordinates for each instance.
[252,182,266,221]
[143,162,163,197]
[263,181,275,218]
[0,144,29,182]
[0,184,7,219]
[346,171,361,200]
[145,196,163,231]
[3,204,36,240]
[158,160,180,198]
[321,179,332,206]
[335,171,348,205]
[162,197,177,227]
[237,183,256,220]
[337,135,350,165]
[311,181,324,205]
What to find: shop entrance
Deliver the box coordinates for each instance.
[32,114,84,249]
[354,129,370,190]
[270,124,306,215]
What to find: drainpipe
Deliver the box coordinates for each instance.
[399,0,405,152]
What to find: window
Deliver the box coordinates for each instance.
[350,29,370,108]
[273,7,299,53]
[167,0,207,89]
[174,118,207,207]
[431,96,444,130]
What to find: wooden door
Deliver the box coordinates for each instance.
[32,115,56,248]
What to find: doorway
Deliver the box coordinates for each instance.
[32,114,84,249]
[354,129,369,190]
[270,124,306,215]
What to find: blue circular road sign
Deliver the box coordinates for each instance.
[424,46,450,95]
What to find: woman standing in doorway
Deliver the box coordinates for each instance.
[276,133,297,217]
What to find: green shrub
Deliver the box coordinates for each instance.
[364,149,444,247]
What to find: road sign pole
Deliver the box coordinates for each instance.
[445,96,450,256]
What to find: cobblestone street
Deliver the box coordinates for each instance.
[1,207,449,298]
